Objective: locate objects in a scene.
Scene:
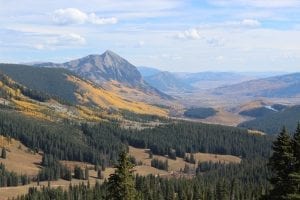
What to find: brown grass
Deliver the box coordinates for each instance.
[235,99,272,113]
[199,108,248,126]
[247,130,266,136]
[188,152,241,164]
[0,159,116,200]
[0,136,42,176]
[129,146,241,174]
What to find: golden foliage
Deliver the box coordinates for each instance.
[67,76,168,116]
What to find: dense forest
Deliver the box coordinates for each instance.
[184,107,217,119]
[114,122,272,159]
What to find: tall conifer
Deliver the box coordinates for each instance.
[107,151,137,200]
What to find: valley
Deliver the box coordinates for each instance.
[0,50,298,199]
[2,1,300,198]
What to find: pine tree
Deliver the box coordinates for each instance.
[216,180,228,200]
[74,166,84,180]
[107,151,137,200]
[293,123,300,169]
[1,148,6,159]
[97,169,103,179]
[288,123,300,199]
[85,166,89,180]
[267,127,294,199]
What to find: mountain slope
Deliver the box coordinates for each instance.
[214,73,300,98]
[34,50,172,101]
[138,66,161,77]
[0,64,78,103]
[144,71,192,92]
[0,64,168,116]
[238,105,300,134]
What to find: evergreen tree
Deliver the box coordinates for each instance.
[1,148,6,159]
[267,127,294,199]
[216,180,228,200]
[97,169,104,179]
[85,166,89,180]
[288,123,300,199]
[107,151,137,200]
[293,123,300,170]
[74,166,84,180]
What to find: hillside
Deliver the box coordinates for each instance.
[0,64,78,103]
[144,71,192,92]
[34,50,172,102]
[214,73,300,98]
[239,104,287,118]
[238,105,300,134]
[0,64,168,117]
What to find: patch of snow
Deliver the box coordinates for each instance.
[264,105,278,112]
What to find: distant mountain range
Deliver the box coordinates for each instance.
[214,73,300,98]
[138,67,260,92]
[34,51,172,101]
[143,71,193,92]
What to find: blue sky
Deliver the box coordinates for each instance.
[0,0,300,72]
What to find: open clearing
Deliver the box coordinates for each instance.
[129,146,241,174]
[0,136,42,176]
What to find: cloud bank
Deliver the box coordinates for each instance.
[52,8,118,25]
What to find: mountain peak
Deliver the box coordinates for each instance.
[33,51,172,100]
[102,50,120,59]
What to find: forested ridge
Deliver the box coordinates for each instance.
[239,105,300,134]
[115,122,272,159]
[0,64,78,104]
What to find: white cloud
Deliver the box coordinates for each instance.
[176,19,260,41]
[241,19,261,27]
[176,28,202,40]
[56,33,86,45]
[88,13,117,25]
[33,44,45,50]
[223,19,261,28]
[53,8,87,25]
[32,33,86,50]
[216,55,224,61]
[52,8,117,25]
[134,40,145,48]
